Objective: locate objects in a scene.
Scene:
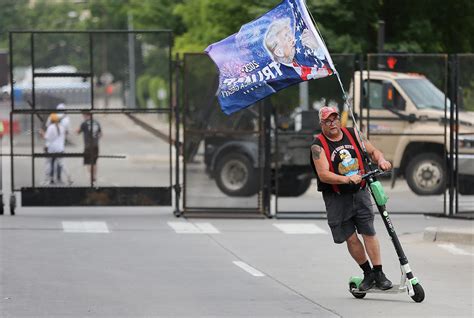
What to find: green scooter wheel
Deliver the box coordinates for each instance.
[349,282,366,299]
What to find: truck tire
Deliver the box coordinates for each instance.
[275,177,312,197]
[215,153,258,197]
[406,153,445,195]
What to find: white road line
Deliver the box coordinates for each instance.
[167,222,220,234]
[233,261,265,277]
[194,223,220,234]
[273,223,328,234]
[62,221,109,233]
[167,222,200,233]
[438,243,474,256]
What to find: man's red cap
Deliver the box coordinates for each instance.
[319,106,339,121]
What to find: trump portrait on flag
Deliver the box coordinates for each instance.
[205,0,336,115]
[263,17,332,82]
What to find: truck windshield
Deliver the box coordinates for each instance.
[396,78,450,110]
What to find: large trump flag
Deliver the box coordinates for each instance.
[205,0,336,115]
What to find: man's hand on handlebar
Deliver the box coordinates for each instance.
[378,159,392,171]
[346,174,362,185]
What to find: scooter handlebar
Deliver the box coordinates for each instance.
[361,169,391,180]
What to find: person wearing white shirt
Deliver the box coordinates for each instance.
[41,113,67,185]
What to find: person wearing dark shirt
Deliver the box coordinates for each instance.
[310,106,393,292]
[77,112,102,184]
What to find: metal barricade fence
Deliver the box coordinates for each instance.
[5,31,174,215]
[366,53,455,215]
[5,38,470,217]
[181,53,265,217]
[273,54,357,218]
[451,54,474,216]
[179,53,473,218]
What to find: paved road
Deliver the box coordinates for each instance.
[1,208,473,317]
[1,100,473,317]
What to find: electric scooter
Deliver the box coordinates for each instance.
[348,169,425,303]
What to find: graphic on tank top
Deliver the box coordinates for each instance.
[330,145,359,176]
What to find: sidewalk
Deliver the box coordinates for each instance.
[424,225,474,245]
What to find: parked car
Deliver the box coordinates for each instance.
[1,65,90,107]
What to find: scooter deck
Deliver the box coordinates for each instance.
[351,284,407,294]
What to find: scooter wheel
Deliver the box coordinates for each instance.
[349,282,366,299]
[410,283,425,303]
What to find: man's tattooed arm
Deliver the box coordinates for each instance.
[311,145,322,160]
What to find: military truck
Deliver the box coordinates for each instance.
[351,71,474,195]
[204,70,474,197]
[204,109,318,197]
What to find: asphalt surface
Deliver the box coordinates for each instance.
[1,208,473,317]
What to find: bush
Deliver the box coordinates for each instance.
[136,74,152,108]
[148,76,168,108]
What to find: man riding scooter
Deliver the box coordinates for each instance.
[310,106,393,291]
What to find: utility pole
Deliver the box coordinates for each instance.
[299,81,309,111]
[377,20,385,69]
[128,13,136,108]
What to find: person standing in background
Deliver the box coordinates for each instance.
[40,113,66,185]
[77,112,102,184]
[45,103,73,184]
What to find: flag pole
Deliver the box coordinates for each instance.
[303,1,370,156]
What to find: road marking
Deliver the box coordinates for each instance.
[233,261,265,277]
[167,222,220,234]
[438,243,474,256]
[273,223,328,234]
[62,221,109,233]
[194,222,220,233]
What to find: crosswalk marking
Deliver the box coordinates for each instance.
[438,243,474,256]
[194,222,220,234]
[273,223,328,234]
[62,221,109,233]
[167,222,220,234]
[233,261,265,277]
[167,221,329,235]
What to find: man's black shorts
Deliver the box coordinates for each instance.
[322,188,376,244]
[84,145,99,165]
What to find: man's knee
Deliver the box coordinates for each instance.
[346,232,360,245]
[362,234,380,249]
[362,233,377,241]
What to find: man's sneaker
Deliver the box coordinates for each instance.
[358,271,375,291]
[374,271,393,290]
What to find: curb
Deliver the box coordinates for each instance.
[424,226,474,245]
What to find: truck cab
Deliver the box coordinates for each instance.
[351,71,474,195]
[204,108,318,197]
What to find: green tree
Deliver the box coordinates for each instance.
[381,0,474,53]
[2,0,473,55]
[129,0,185,33]
[0,0,29,48]
[307,0,380,53]
[173,0,279,53]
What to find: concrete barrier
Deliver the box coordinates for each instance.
[424,226,474,245]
